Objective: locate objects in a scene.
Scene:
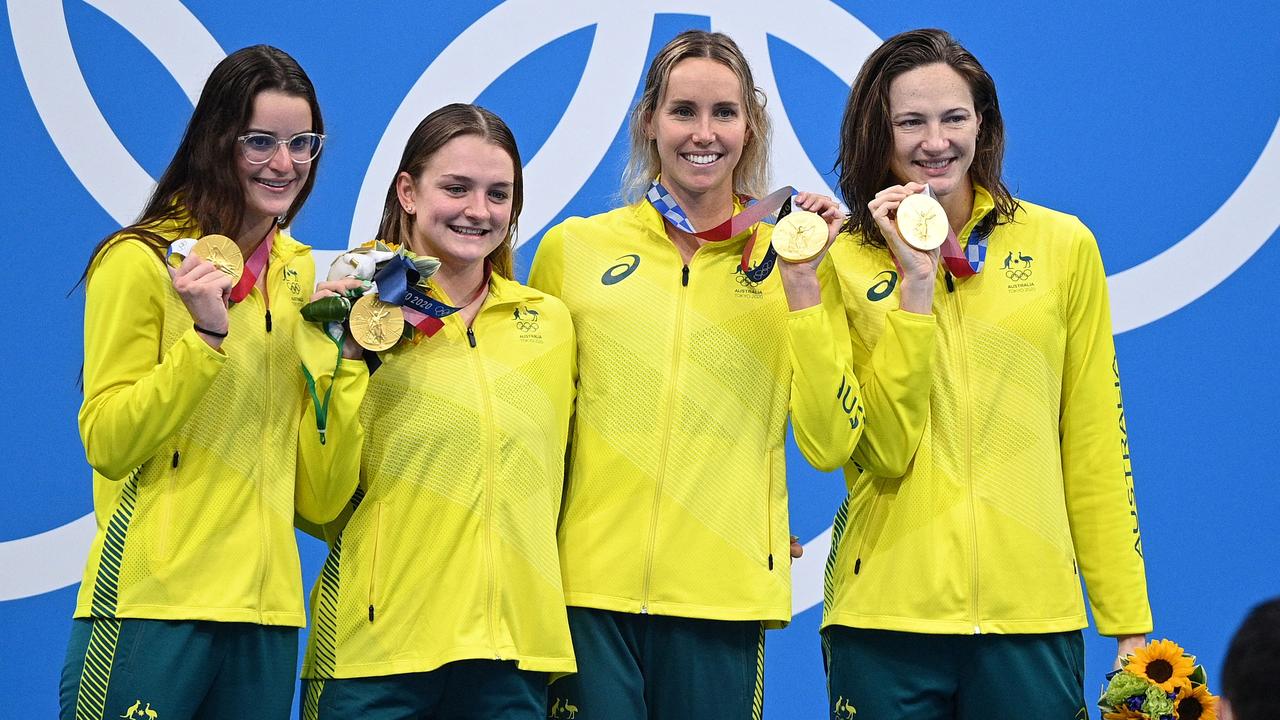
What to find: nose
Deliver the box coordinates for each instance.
[691,114,715,145]
[921,122,948,153]
[464,191,490,222]
[266,142,294,172]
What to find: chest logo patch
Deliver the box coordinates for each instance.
[866,270,897,302]
[601,254,640,285]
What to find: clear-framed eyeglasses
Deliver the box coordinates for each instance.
[236,132,326,165]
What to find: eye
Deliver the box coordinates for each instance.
[944,114,969,124]
[488,189,511,202]
[894,118,923,128]
[670,105,694,118]
[286,133,315,152]
[444,184,467,195]
[714,106,738,119]
[243,133,276,150]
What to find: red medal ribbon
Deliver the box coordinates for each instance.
[229,226,274,303]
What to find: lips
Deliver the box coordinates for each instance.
[681,152,722,166]
[448,225,488,237]
[252,177,295,191]
[914,158,956,175]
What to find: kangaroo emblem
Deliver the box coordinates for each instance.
[120,701,158,719]
[120,700,141,719]
[1002,251,1013,269]
[834,695,857,718]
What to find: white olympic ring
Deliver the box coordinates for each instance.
[4,0,1278,610]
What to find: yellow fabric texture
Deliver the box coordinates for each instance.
[824,186,1152,637]
[529,201,863,627]
[76,215,367,626]
[299,273,578,678]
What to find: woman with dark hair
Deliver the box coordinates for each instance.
[295,103,576,719]
[529,29,862,720]
[823,28,1152,718]
[62,45,364,718]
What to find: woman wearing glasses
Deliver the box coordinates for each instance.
[62,45,366,719]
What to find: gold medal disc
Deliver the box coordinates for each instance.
[349,294,405,351]
[895,193,948,251]
[772,211,829,263]
[192,234,245,283]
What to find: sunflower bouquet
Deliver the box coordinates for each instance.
[1097,639,1217,720]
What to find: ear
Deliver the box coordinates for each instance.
[395,171,417,214]
[643,111,656,142]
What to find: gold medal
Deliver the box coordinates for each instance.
[895,193,948,251]
[349,294,404,351]
[192,234,245,282]
[772,211,829,263]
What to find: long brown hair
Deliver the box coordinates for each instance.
[78,45,323,284]
[377,103,523,279]
[620,30,771,204]
[836,28,1018,247]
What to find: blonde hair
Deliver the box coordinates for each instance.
[378,103,521,278]
[620,30,771,204]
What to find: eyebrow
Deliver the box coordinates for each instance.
[891,108,970,120]
[665,98,741,107]
[243,128,312,136]
[439,174,513,187]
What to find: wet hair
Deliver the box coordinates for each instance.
[377,103,523,279]
[79,44,323,283]
[1222,597,1280,720]
[836,28,1018,246]
[620,30,770,204]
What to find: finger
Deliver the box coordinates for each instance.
[309,288,338,302]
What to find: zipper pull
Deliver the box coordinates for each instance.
[265,309,273,332]
[171,450,180,468]
[767,554,774,570]
[368,604,375,622]
[466,327,477,348]
[944,273,955,293]
[681,265,690,287]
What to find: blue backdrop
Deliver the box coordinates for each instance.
[3,1,1278,717]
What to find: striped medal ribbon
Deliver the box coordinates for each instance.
[646,179,796,282]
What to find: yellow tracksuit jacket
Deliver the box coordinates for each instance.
[76,217,367,626]
[823,186,1152,637]
[298,273,577,678]
[530,201,863,626]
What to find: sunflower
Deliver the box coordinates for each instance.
[1127,640,1196,693]
[1174,683,1217,720]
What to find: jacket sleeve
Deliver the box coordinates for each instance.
[787,255,865,472]
[294,263,370,525]
[1059,223,1152,636]
[846,306,937,479]
[527,223,566,298]
[78,239,227,480]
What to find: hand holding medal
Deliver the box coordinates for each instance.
[167,235,241,346]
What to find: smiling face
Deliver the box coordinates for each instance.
[645,57,748,205]
[396,133,515,273]
[235,90,314,236]
[887,62,982,210]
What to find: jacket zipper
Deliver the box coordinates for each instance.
[255,273,272,620]
[851,479,884,576]
[641,262,691,612]
[765,449,774,570]
[467,318,499,652]
[943,270,981,634]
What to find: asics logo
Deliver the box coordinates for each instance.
[602,254,641,285]
[866,270,897,301]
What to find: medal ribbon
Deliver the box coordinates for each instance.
[373,256,490,337]
[646,180,796,282]
[920,185,989,278]
[230,225,274,303]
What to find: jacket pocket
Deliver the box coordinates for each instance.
[366,501,384,622]
[154,448,181,561]
[849,476,886,576]
[764,449,776,570]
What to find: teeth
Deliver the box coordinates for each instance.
[919,160,950,169]
[256,178,291,188]
[683,153,720,165]
[451,226,486,236]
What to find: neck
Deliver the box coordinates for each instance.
[665,182,734,235]
[434,260,486,305]
[939,180,976,235]
[235,215,276,255]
